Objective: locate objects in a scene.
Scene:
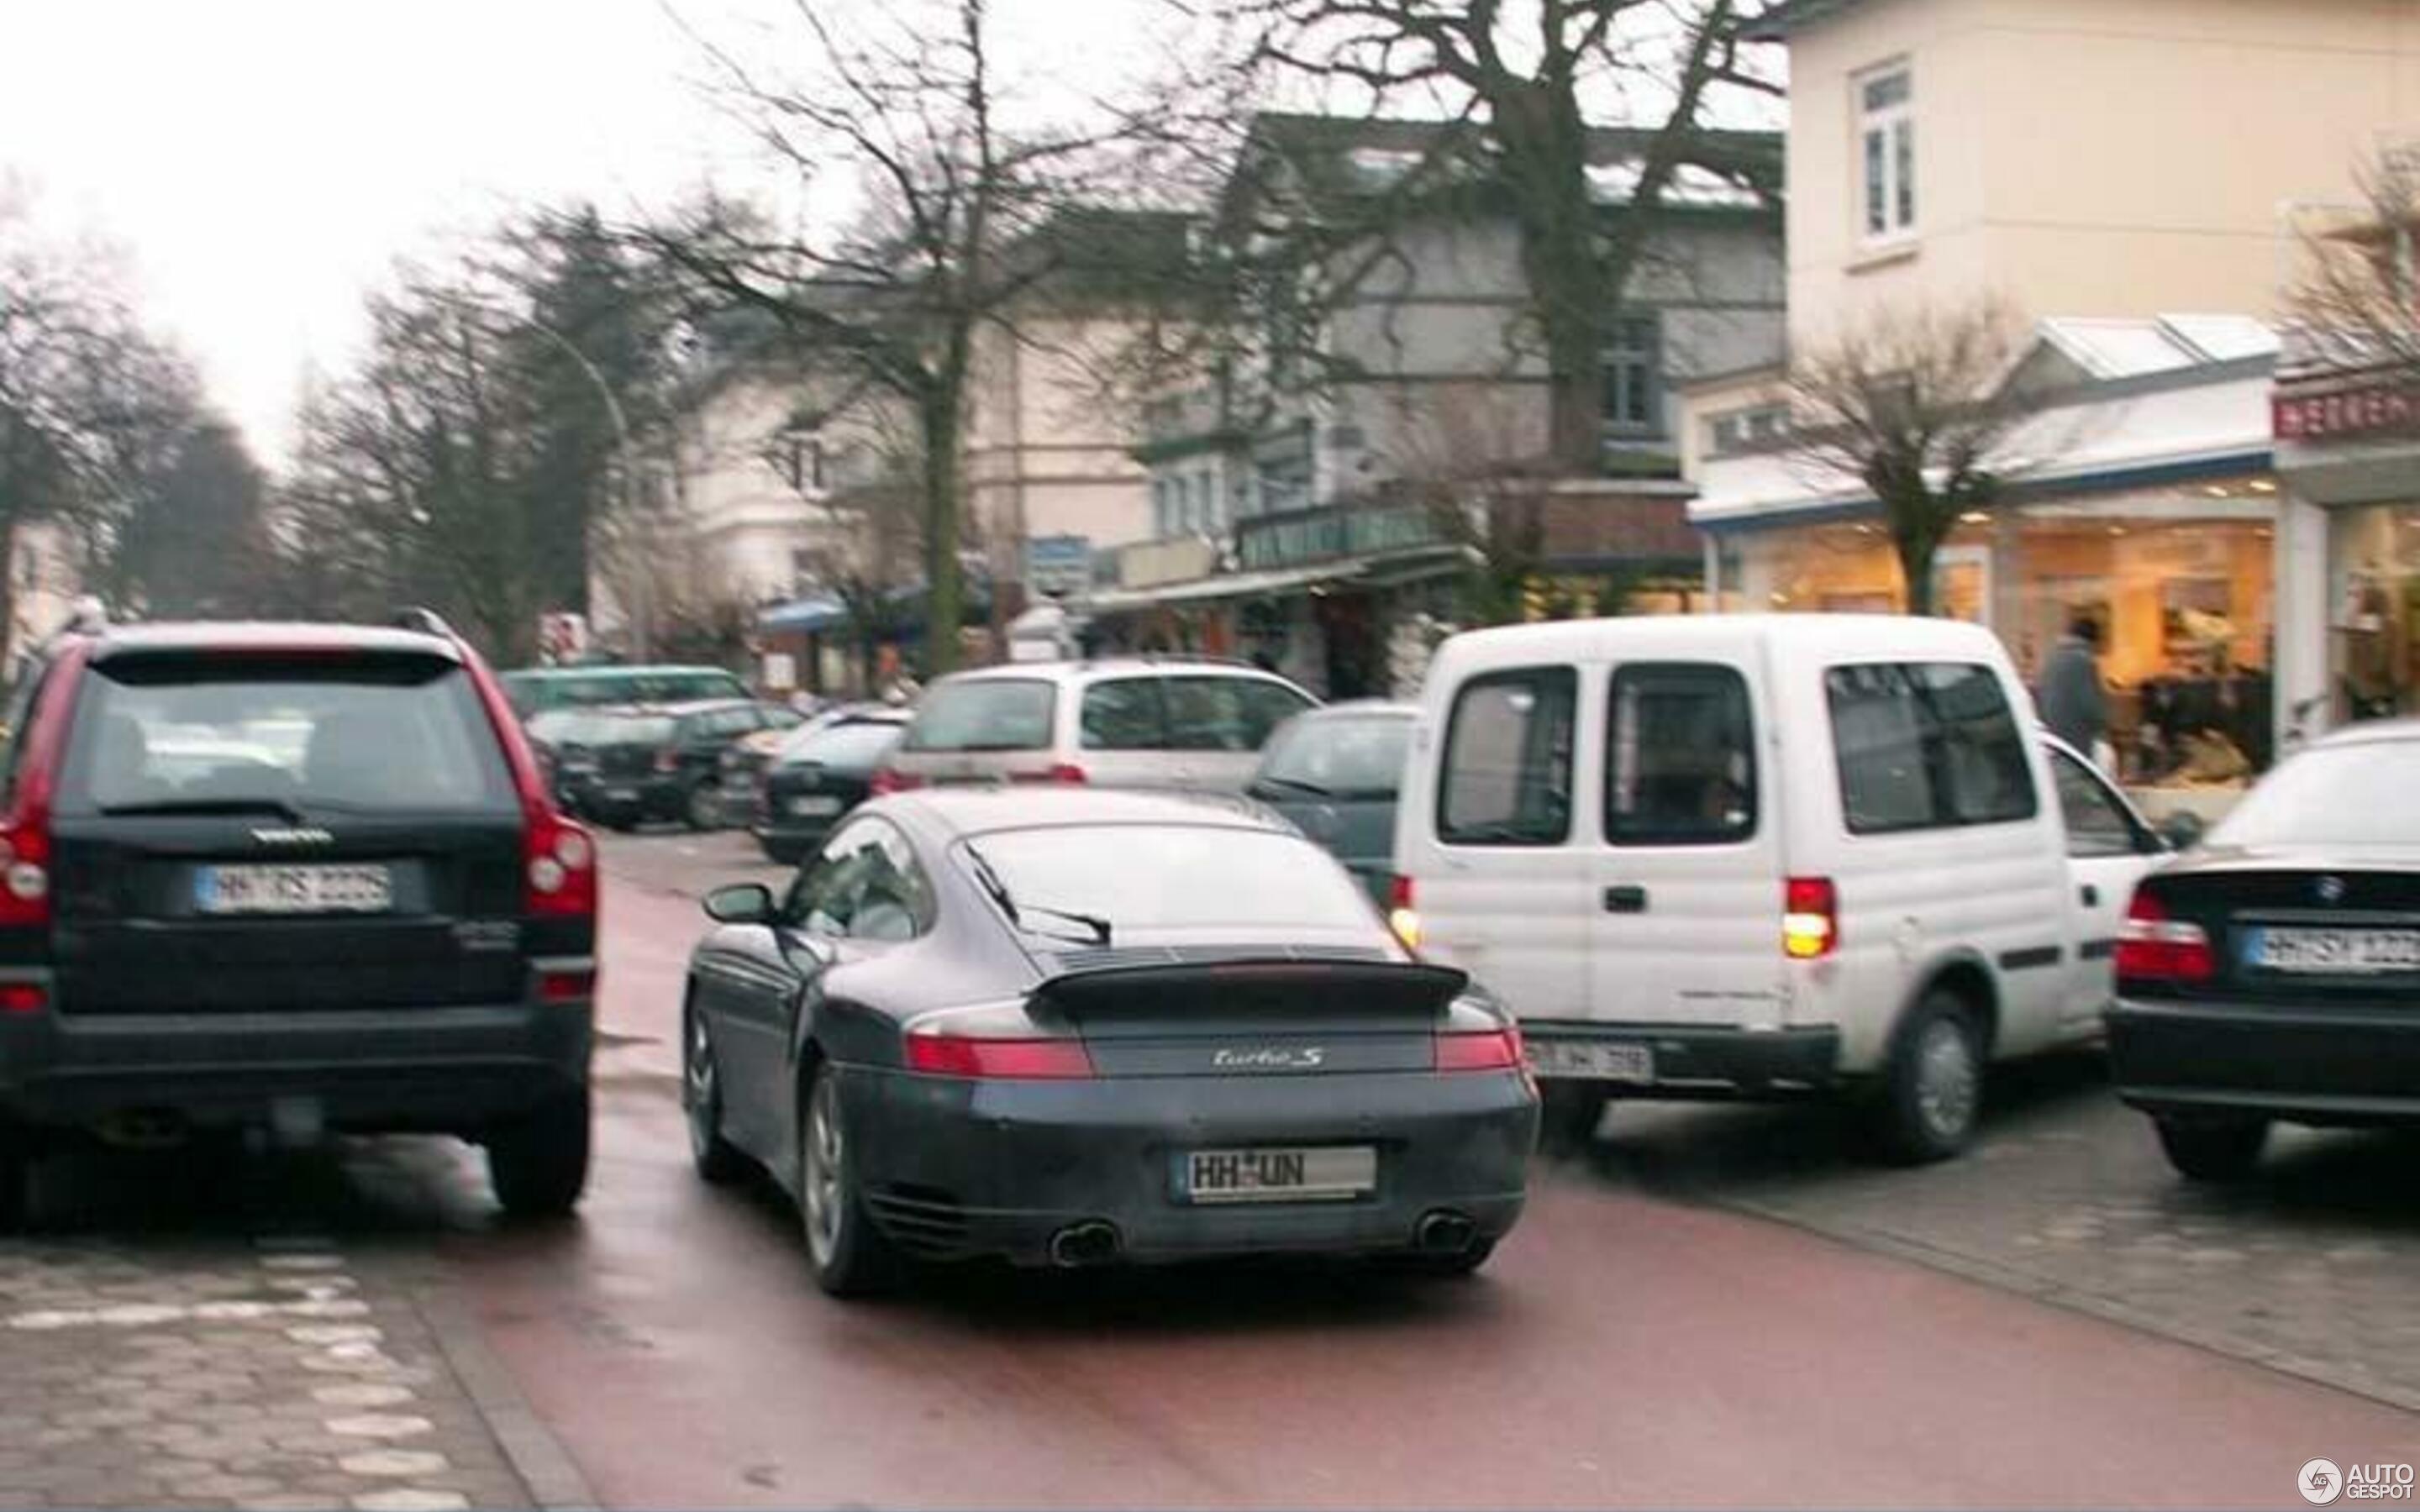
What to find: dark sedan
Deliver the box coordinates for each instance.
[1247,701,1417,907]
[751,710,912,864]
[2108,720,2420,1181]
[680,789,1536,1295]
[558,700,799,832]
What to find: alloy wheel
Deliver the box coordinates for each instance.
[802,1072,846,1268]
[1914,1016,1979,1143]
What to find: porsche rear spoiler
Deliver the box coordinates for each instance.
[1029,958,1470,1023]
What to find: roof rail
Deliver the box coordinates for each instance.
[392,606,457,639]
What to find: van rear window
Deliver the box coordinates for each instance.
[1437,668,1576,846]
[58,658,516,817]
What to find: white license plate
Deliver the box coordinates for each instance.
[604,787,639,803]
[1528,1038,1655,1084]
[1181,1146,1376,1205]
[2247,927,2420,974]
[787,795,843,817]
[195,864,393,916]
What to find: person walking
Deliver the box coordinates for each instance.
[2039,613,2110,763]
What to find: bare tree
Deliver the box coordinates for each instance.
[1207,0,1781,472]
[1778,301,2041,617]
[1381,381,1549,622]
[632,0,1137,675]
[2292,144,2420,381]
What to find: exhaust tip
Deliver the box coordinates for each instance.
[1048,1221,1122,1269]
[1414,1210,1478,1255]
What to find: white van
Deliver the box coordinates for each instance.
[1391,614,2173,1162]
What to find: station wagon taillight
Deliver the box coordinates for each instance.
[870,767,923,796]
[524,812,597,919]
[1783,877,1838,960]
[0,641,90,930]
[2115,888,2212,985]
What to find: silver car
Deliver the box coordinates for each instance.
[873,659,1318,794]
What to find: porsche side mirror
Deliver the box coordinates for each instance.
[703,882,776,925]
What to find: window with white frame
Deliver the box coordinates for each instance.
[1707,403,1791,456]
[1602,312,1662,435]
[1858,62,1916,242]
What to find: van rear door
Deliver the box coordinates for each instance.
[1583,656,1788,1063]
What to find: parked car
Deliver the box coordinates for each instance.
[719,699,897,814]
[2107,720,2420,1181]
[1392,613,2179,1163]
[874,659,1318,795]
[1247,701,1418,906]
[501,663,750,717]
[523,707,620,810]
[0,615,599,1227]
[558,700,802,832]
[681,788,1535,1295]
[750,709,913,864]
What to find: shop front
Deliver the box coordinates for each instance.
[2272,369,2420,740]
[1720,484,2281,786]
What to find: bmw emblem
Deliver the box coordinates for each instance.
[2316,875,2348,905]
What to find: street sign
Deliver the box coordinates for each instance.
[1024,534,1093,599]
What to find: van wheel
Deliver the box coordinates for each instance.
[488,1089,591,1219]
[2154,1115,2269,1182]
[1872,990,1983,1164]
[1536,1083,1608,1155]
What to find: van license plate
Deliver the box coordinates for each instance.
[2245,927,2420,974]
[195,864,393,916]
[1528,1039,1655,1084]
[1181,1147,1376,1204]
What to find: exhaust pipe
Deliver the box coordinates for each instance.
[1414,1210,1478,1255]
[1048,1221,1122,1269]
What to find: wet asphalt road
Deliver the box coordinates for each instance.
[8,828,2414,1509]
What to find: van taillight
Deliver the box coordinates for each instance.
[1783,877,1837,960]
[2115,888,2212,985]
[1387,875,1421,949]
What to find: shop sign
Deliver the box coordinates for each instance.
[1237,503,1444,571]
[1023,534,1093,598]
[2274,381,2420,444]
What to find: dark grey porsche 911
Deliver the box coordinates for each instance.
[680,788,1537,1295]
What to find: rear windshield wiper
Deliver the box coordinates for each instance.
[1251,774,1332,799]
[963,844,1112,947]
[99,797,311,824]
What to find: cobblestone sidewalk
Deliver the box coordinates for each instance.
[0,1232,541,1511]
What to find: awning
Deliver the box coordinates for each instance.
[1079,562,1357,613]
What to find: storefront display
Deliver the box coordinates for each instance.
[2327,501,2420,723]
[1728,488,2278,783]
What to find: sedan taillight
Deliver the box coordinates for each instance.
[2116,888,2213,985]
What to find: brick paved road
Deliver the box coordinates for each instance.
[0,1146,551,1512]
[1579,1052,2420,1415]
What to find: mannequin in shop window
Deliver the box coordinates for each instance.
[2343,583,2402,722]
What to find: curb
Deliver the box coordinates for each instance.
[413,1279,603,1511]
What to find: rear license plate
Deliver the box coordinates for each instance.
[195,864,393,916]
[788,795,843,817]
[1179,1146,1376,1205]
[605,787,639,803]
[2244,927,2420,974]
[1528,1038,1655,1084]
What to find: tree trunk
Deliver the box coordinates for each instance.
[1895,528,1940,617]
[918,386,965,678]
[1497,81,1607,475]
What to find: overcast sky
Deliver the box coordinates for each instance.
[2,0,1167,464]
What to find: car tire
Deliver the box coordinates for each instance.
[0,1131,31,1235]
[487,1089,591,1219]
[1872,989,1984,1165]
[1535,1083,1607,1154]
[2154,1115,2269,1182]
[683,1010,747,1186]
[797,1062,898,1298]
[685,781,723,832]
